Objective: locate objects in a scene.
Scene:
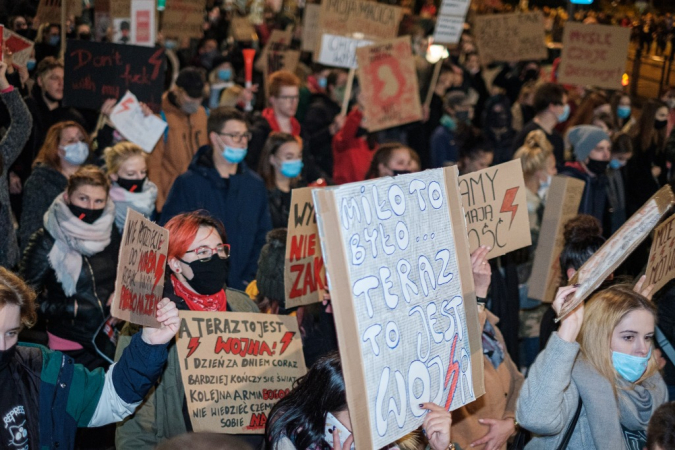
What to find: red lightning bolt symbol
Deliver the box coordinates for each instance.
[153,254,166,291]
[443,334,460,410]
[500,187,520,229]
[279,332,295,356]
[186,337,201,358]
[148,48,165,81]
[117,97,135,113]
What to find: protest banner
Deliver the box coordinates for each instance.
[131,0,156,47]
[356,37,423,132]
[176,311,306,433]
[317,34,373,69]
[63,40,166,113]
[458,159,531,259]
[432,0,469,44]
[162,0,206,42]
[284,188,327,308]
[111,0,132,19]
[560,185,675,320]
[301,4,321,52]
[256,28,292,73]
[527,176,585,303]
[111,210,168,327]
[231,17,257,41]
[558,22,631,90]
[313,167,485,449]
[319,0,403,40]
[473,12,547,64]
[37,0,82,24]
[109,91,168,153]
[644,214,675,294]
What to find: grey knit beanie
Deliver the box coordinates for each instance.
[567,125,610,162]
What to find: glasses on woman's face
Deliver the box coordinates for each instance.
[183,243,231,262]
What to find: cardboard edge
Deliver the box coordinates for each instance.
[645,214,675,294]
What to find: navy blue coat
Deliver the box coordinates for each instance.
[160,145,273,290]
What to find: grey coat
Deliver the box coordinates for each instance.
[0,89,32,267]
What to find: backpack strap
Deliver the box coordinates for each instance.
[656,326,675,365]
[557,397,583,450]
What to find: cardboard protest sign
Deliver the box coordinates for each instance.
[433,0,469,44]
[284,188,327,308]
[356,37,423,132]
[301,4,321,52]
[109,91,168,153]
[256,28,292,73]
[644,214,675,294]
[473,12,547,64]
[560,185,675,320]
[2,28,34,68]
[267,49,300,75]
[111,210,168,327]
[63,40,166,113]
[162,0,206,41]
[111,0,132,19]
[319,0,403,40]
[317,34,373,69]
[558,22,631,90]
[37,0,83,24]
[176,311,306,433]
[231,17,257,41]
[458,159,531,259]
[131,0,156,47]
[528,176,585,303]
[313,167,485,449]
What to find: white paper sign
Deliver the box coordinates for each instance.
[433,15,465,44]
[110,91,167,153]
[2,28,34,68]
[439,0,470,17]
[131,0,156,47]
[317,34,373,69]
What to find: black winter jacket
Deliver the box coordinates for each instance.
[20,227,122,349]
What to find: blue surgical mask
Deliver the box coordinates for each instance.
[617,105,631,119]
[223,146,247,164]
[557,103,571,123]
[318,77,328,89]
[612,349,651,383]
[538,174,552,198]
[609,158,626,170]
[48,35,60,46]
[26,59,36,71]
[164,40,178,50]
[61,142,89,165]
[280,159,303,178]
[440,114,457,131]
[217,68,232,81]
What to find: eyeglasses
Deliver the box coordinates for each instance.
[182,243,231,262]
[276,95,300,102]
[217,132,252,143]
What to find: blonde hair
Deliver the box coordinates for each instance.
[513,130,553,177]
[578,285,659,391]
[103,142,147,176]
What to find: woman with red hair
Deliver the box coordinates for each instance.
[115,211,260,449]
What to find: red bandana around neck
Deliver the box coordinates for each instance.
[171,274,227,312]
[262,107,301,136]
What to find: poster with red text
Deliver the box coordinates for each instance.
[356,37,423,132]
[176,311,306,433]
[111,209,168,327]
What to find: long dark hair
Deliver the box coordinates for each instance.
[364,142,411,179]
[631,99,668,153]
[265,352,346,450]
[559,214,605,285]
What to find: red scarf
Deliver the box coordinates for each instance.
[262,107,301,136]
[171,275,227,312]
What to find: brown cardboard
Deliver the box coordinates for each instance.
[111,210,167,327]
[110,0,131,18]
[176,311,306,433]
[231,17,257,42]
[473,12,547,64]
[558,23,631,90]
[284,187,327,308]
[161,0,206,41]
[301,3,321,52]
[560,185,675,320]
[256,28,292,73]
[458,159,532,259]
[644,214,675,294]
[37,0,83,24]
[313,167,484,449]
[528,176,585,303]
[319,0,403,40]
[355,37,423,132]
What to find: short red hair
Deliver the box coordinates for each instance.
[268,70,300,98]
[165,211,228,260]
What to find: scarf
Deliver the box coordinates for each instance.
[571,356,667,450]
[171,274,227,311]
[43,193,115,296]
[262,107,301,136]
[109,179,158,231]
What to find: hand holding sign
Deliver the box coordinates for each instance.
[140,298,180,345]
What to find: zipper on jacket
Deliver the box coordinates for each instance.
[84,257,106,320]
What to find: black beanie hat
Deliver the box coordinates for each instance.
[175,67,206,99]
[256,228,287,307]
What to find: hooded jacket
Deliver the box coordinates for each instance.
[160,145,272,290]
[559,162,609,234]
[147,91,208,212]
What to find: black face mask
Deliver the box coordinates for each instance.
[181,256,229,295]
[392,170,411,176]
[655,119,668,130]
[68,203,104,224]
[490,112,509,129]
[586,158,609,176]
[117,176,145,193]
[523,68,539,82]
[78,32,92,40]
[0,344,17,370]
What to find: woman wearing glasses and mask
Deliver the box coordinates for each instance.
[115,211,260,450]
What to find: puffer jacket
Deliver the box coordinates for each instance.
[19,226,122,348]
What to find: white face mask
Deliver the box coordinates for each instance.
[60,141,89,165]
